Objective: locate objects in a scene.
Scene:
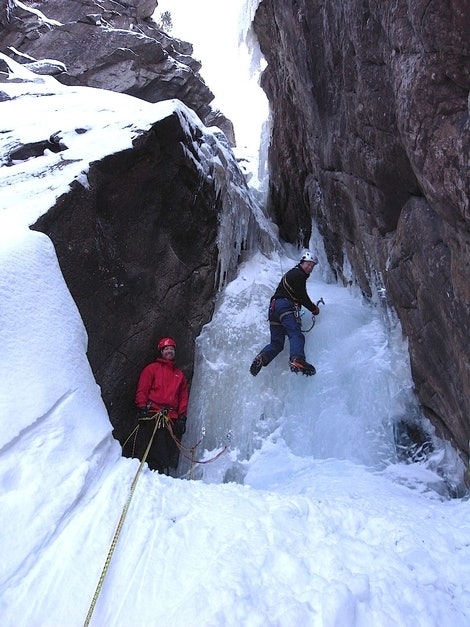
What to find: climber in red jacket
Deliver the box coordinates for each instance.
[133,337,189,474]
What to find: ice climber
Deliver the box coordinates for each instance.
[250,250,320,377]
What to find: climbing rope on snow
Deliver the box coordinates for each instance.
[82,416,238,625]
[83,410,166,627]
[173,426,233,480]
[84,411,232,624]
[121,423,139,457]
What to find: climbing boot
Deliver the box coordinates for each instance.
[250,354,265,376]
[289,356,316,376]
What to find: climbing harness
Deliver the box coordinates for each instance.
[122,409,171,459]
[83,410,167,627]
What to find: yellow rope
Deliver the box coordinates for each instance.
[83,411,166,627]
[84,411,229,623]
[121,424,139,454]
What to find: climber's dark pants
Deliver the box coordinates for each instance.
[259,298,305,364]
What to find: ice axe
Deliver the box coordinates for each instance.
[301,297,325,332]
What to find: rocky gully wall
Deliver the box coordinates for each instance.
[254,0,469,460]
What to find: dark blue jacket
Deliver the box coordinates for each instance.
[273,264,318,313]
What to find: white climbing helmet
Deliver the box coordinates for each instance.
[299,250,318,264]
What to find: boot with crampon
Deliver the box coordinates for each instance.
[289,356,316,376]
[250,353,265,376]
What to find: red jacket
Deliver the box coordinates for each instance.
[135,357,188,420]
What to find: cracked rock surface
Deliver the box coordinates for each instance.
[254,0,470,460]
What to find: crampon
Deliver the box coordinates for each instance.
[289,356,316,376]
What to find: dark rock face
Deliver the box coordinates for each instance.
[31,110,221,445]
[0,0,224,130]
[254,1,469,459]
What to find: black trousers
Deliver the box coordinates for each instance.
[128,419,179,473]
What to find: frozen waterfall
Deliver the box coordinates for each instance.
[179,242,464,496]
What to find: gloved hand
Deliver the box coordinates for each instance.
[173,415,187,438]
[312,305,320,316]
[138,406,149,418]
